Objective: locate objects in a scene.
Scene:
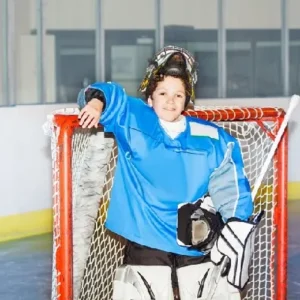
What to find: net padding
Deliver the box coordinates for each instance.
[47,106,285,300]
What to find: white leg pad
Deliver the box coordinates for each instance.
[177,262,241,300]
[112,265,174,300]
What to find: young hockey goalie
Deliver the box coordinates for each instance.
[77,46,259,300]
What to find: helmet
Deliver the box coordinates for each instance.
[138,45,198,105]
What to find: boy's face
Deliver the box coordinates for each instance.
[148,76,186,122]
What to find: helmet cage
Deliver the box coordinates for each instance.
[139,45,197,102]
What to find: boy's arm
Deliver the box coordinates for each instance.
[77,82,130,132]
[208,130,257,290]
[208,130,253,222]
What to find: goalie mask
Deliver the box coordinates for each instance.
[138,45,198,107]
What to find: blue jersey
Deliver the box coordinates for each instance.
[78,82,253,256]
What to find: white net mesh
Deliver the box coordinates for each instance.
[48,107,284,300]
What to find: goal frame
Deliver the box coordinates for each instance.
[51,107,288,300]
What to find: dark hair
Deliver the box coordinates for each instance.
[144,53,193,107]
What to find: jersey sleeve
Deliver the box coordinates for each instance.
[77,81,138,133]
[208,128,253,222]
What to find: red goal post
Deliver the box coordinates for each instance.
[47,106,288,300]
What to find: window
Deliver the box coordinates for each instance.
[164,0,218,98]
[0,3,4,106]
[44,1,96,103]
[289,0,300,95]
[255,41,282,97]
[105,31,155,97]
[225,0,282,97]
[226,41,253,97]
[290,40,300,95]
[52,31,95,103]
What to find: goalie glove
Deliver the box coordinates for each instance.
[177,194,224,253]
[210,214,262,290]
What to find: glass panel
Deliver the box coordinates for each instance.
[289,0,300,95]
[0,2,5,105]
[255,42,282,97]
[43,0,96,103]
[226,0,282,97]
[15,0,39,104]
[110,44,153,96]
[290,41,300,95]
[226,42,253,97]
[105,0,155,98]
[164,0,218,98]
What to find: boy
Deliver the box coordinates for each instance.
[78,46,256,300]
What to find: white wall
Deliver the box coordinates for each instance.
[28,0,300,30]
[0,103,75,217]
[163,0,218,29]
[0,97,298,217]
[30,0,156,30]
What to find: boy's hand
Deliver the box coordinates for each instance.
[78,98,104,128]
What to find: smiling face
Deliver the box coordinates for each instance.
[148,76,186,122]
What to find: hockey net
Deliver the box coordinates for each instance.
[45,106,287,300]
